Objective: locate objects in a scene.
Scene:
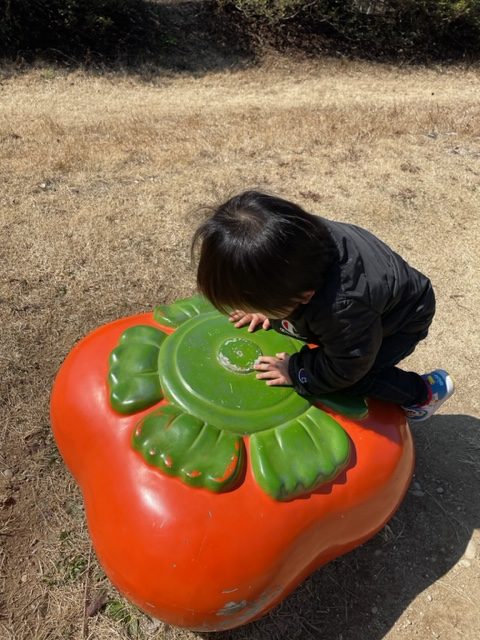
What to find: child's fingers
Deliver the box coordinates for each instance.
[229,312,269,332]
[229,310,244,322]
[248,317,261,332]
[256,355,276,363]
[256,371,290,385]
[234,317,250,328]
[256,369,282,380]
[266,378,290,386]
[255,355,292,386]
[254,356,278,368]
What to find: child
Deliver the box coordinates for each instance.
[191,190,454,421]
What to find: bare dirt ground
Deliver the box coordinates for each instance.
[1,55,479,640]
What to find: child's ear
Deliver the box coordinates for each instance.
[299,290,315,304]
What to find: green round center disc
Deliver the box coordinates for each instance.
[158,312,310,434]
[217,338,262,373]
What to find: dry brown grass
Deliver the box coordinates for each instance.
[1,56,479,640]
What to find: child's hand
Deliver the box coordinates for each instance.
[229,310,271,332]
[254,353,292,386]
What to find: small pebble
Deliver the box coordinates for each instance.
[371,606,378,614]
[413,481,422,491]
[3,469,13,480]
[436,487,444,494]
[411,490,425,497]
[21,574,28,583]
[427,594,433,602]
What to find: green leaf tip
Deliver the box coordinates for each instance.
[133,405,246,492]
[250,406,351,500]
[108,325,167,415]
[315,392,369,420]
[153,295,216,328]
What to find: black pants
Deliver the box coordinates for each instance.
[341,293,436,406]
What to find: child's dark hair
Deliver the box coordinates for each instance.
[191,190,337,316]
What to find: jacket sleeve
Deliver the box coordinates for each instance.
[287,298,383,396]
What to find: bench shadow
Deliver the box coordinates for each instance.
[199,414,479,640]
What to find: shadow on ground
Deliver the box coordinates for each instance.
[1,0,256,76]
[200,414,479,640]
[129,0,256,74]
[3,0,478,76]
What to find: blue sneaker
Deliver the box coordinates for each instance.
[402,369,455,422]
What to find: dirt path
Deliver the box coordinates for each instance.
[1,57,479,639]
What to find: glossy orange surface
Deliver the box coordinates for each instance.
[50,313,415,631]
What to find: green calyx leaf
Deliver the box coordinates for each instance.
[153,294,216,328]
[108,325,167,414]
[315,392,368,420]
[250,406,351,501]
[133,405,245,492]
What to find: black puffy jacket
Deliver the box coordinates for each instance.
[269,218,435,396]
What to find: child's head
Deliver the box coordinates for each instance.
[192,190,337,317]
